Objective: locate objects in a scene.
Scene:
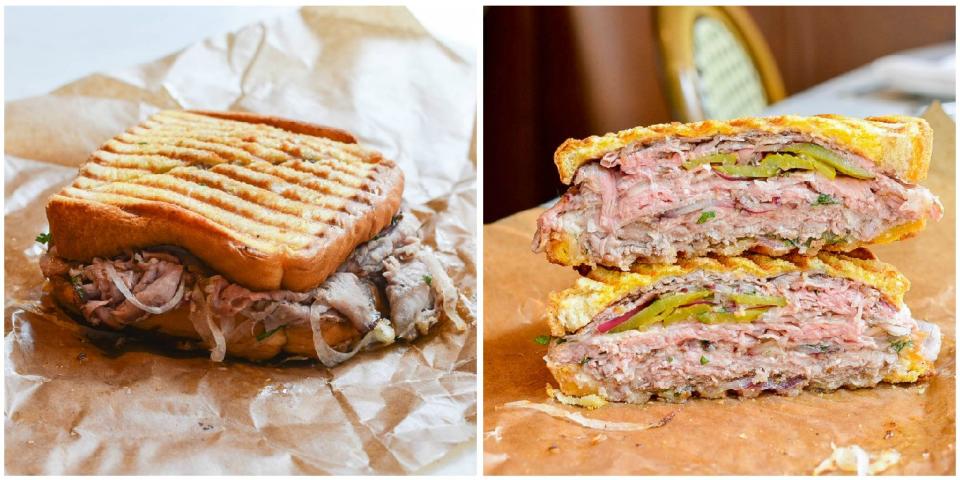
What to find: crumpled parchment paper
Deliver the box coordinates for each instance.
[482,105,954,475]
[4,6,476,475]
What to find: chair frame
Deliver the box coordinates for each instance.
[654,6,786,122]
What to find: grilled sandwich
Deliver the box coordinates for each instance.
[534,115,942,269]
[543,250,940,403]
[39,110,464,364]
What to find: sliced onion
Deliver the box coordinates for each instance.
[502,400,676,432]
[308,300,396,368]
[186,282,226,362]
[104,262,185,315]
[420,250,466,331]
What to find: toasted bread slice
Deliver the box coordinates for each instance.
[46,110,403,291]
[554,114,932,184]
[545,249,908,336]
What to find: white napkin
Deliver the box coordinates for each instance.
[871,53,955,99]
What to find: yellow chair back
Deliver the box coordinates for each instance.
[655,6,786,121]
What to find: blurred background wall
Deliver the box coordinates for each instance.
[483,6,955,222]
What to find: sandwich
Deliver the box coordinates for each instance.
[38,110,464,364]
[534,115,942,270]
[543,250,940,403]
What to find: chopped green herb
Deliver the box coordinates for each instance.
[782,238,798,248]
[803,238,813,248]
[70,275,86,302]
[137,142,148,145]
[256,326,284,342]
[534,335,550,345]
[580,356,592,366]
[423,274,433,286]
[35,232,51,244]
[667,356,675,363]
[814,194,839,206]
[700,355,710,365]
[697,211,716,224]
[822,232,844,245]
[891,338,913,353]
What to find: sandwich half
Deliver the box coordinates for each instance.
[543,250,940,403]
[534,115,942,269]
[39,110,463,364]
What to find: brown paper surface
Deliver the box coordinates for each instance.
[482,106,955,475]
[4,6,476,475]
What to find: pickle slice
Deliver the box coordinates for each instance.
[660,304,713,326]
[610,290,713,333]
[713,164,778,178]
[760,153,837,180]
[780,143,875,179]
[682,152,736,170]
[727,293,787,307]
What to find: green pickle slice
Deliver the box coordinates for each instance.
[713,164,778,178]
[660,304,713,326]
[610,290,712,333]
[682,152,737,170]
[760,153,836,180]
[780,143,875,179]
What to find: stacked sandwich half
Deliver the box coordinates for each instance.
[533,115,943,403]
[39,110,464,365]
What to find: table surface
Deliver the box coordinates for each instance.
[4,5,477,476]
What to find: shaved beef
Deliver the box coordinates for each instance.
[384,252,438,340]
[536,137,942,267]
[38,209,464,364]
[547,271,938,403]
[321,272,381,332]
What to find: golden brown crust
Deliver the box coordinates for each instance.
[554,114,932,184]
[46,110,404,291]
[543,219,930,272]
[545,250,909,336]
[187,110,359,144]
[49,277,359,361]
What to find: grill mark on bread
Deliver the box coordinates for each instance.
[58,186,276,252]
[210,164,351,226]
[78,177,316,248]
[165,167,341,231]
[124,172,328,240]
[91,150,188,172]
[47,109,404,291]
[147,112,376,162]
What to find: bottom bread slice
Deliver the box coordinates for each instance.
[544,252,940,403]
[40,210,464,365]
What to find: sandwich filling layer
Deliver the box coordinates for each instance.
[40,211,463,365]
[535,134,942,268]
[545,270,940,403]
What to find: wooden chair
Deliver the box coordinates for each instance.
[654,6,786,122]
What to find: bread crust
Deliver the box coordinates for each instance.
[545,250,909,336]
[48,276,359,361]
[46,111,404,292]
[554,114,932,184]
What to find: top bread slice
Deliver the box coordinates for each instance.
[545,249,908,336]
[46,110,404,292]
[554,114,932,185]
